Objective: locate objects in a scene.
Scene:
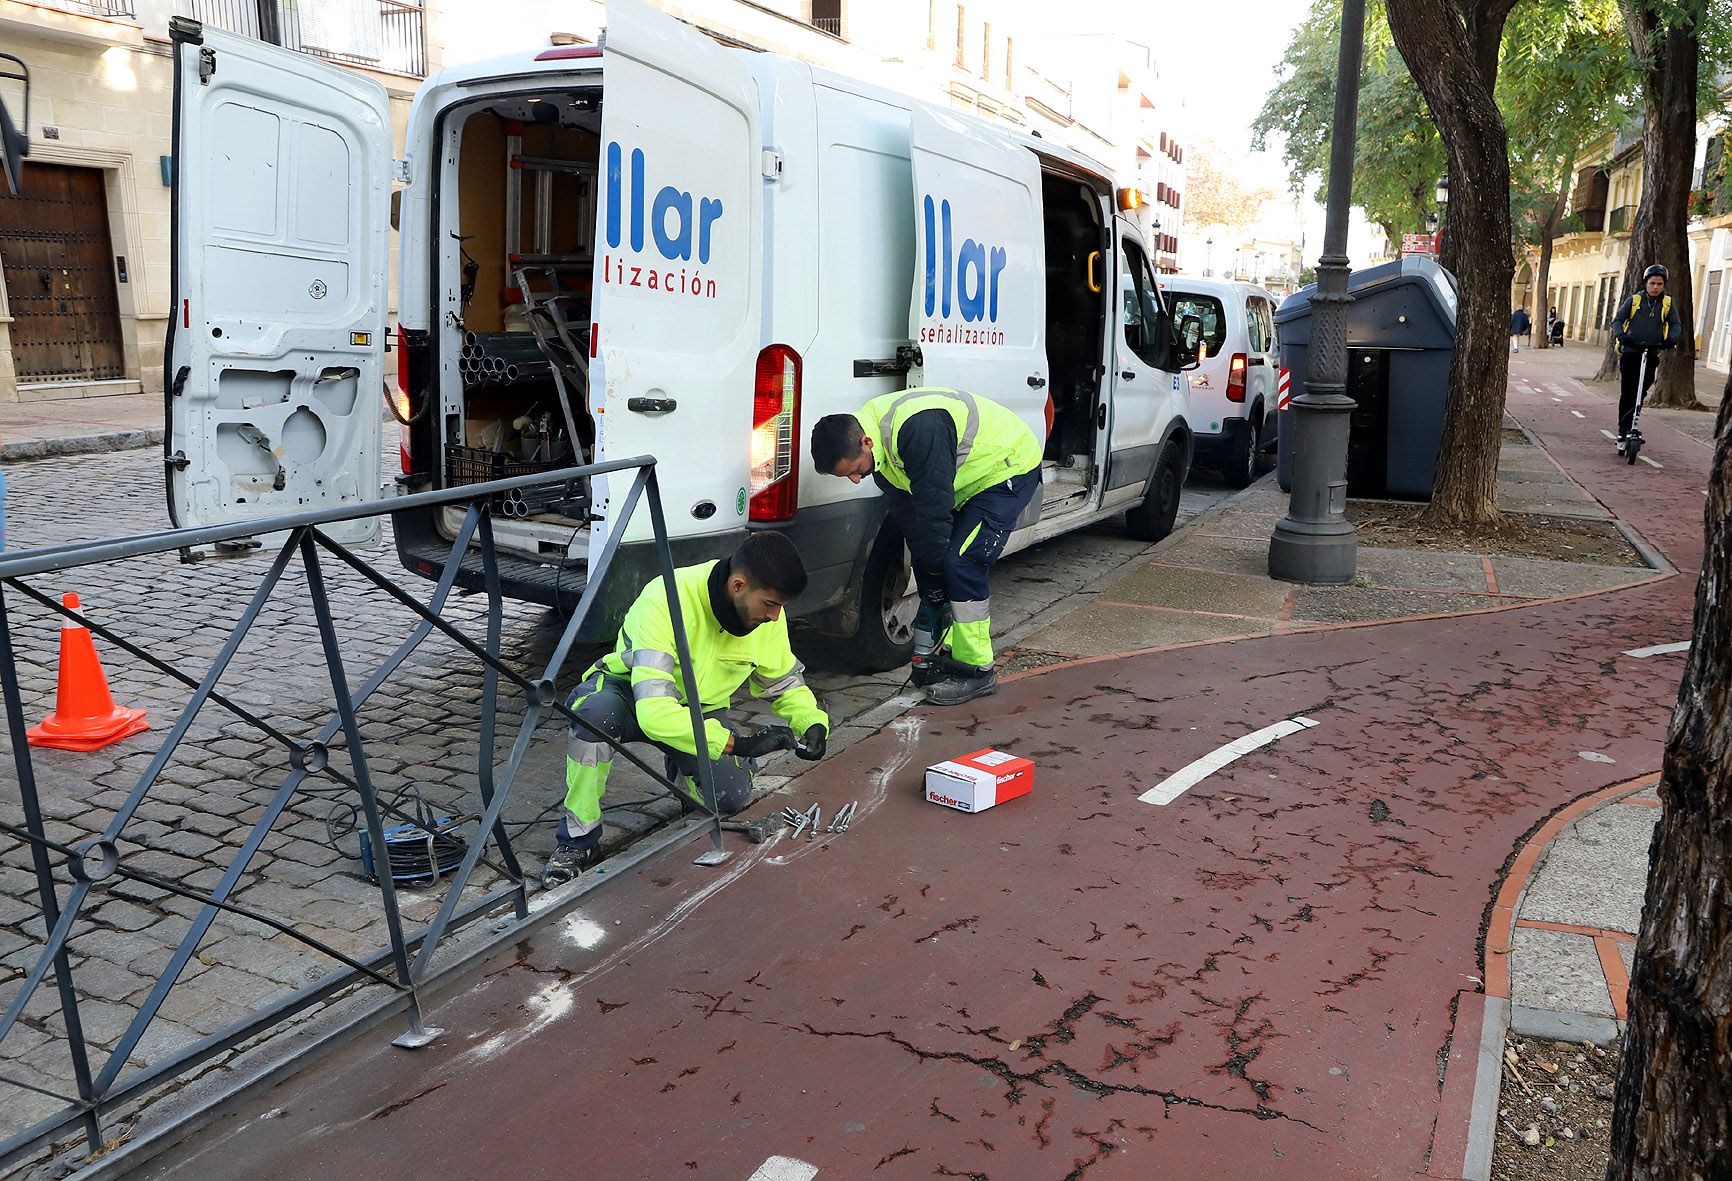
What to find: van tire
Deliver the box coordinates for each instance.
[842,525,919,672]
[1225,412,1261,489]
[1126,439,1184,541]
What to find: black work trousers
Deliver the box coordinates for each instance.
[1618,348,1661,437]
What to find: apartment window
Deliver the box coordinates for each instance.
[810,0,841,35]
[956,5,967,66]
[981,22,991,81]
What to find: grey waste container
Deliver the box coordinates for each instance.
[1275,256,1458,499]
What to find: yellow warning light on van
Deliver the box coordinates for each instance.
[1116,187,1144,211]
[351,332,372,346]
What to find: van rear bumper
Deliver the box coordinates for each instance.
[392,506,746,643]
[1193,417,1255,461]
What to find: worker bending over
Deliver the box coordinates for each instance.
[811,388,1041,707]
[542,532,829,886]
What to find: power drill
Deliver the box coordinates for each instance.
[911,592,950,688]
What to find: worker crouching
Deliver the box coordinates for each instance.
[541,532,830,887]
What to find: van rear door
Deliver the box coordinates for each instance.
[589,0,764,549]
[906,108,1047,438]
[165,21,390,543]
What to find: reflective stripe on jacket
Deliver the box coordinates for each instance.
[856,388,1043,508]
[588,561,828,759]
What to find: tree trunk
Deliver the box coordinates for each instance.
[1387,0,1517,527]
[1596,0,1705,407]
[1605,373,1732,1180]
[1534,148,1576,350]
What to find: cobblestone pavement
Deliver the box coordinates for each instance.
[0,445,1237,1144]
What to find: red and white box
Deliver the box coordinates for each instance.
[924,748,1034,813]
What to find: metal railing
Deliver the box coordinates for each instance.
[26,0,135,17]
[1607,205,1638,235]
[0,457,725,1164]
[176,0,427,76]
[809,15,842,36]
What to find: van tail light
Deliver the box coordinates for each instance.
[749,344,801,522]
[396,322,413,473]
[1226,352,1248,403]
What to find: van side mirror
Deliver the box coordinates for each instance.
[1178,316,1203,371]
[0,53,30,197]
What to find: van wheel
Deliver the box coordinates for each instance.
[1225,414,1260,489]
[1126,440,1184,541]
[844,525,919,672]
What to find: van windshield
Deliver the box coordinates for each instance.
[1162,291,1228,358]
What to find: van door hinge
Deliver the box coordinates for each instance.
[392,158,410,184]
[198,47,216,84]
[760,150,784,181]
[165,451,191,472]
[171,365,190,396]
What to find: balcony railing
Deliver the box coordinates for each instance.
[29,0,135,17]
[176,0,426,75]
[1607,205,1638,235]
[809,15,841,36]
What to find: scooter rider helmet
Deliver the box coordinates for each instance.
[1643,264,1669,282]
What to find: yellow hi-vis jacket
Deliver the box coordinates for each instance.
[856,388,1043,508]
[588,561,828,760]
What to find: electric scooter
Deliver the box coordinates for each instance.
[1620,347,1654,465]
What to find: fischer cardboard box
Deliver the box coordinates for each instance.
[925,748,1034,813]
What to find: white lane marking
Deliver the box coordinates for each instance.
[1579,751,1617,765]
[749,1158,818,1181]
[1571,410,1586,419]
[1625,640,1690,658]
[1138,717,1318,806]
[1600,429,1618,441]
[1552,397,1563,403]
[1640,455,1663,469]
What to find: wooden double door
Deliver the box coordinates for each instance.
[0,162,126,383]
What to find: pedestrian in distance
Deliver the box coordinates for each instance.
[1510,305,1531,352]
[1548,308,1565,347]
[1610,264,1684,448]
[540,531,830,887]
[810,388,1042,707]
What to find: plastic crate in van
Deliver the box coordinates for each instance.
[444,444,562,491]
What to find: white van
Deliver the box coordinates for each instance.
[1154,277,1280,487]
[164,0,1199,670]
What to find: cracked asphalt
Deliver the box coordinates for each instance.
[125,370,1708,1181]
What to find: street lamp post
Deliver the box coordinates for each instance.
[1205,236,1214,276]
[1268,0,1365,584]
[1434,174,1449,253]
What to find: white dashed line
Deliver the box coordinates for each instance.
[748,1157,818,1181]
[1571,410,1586,419]
[1625,641,1690,658]
[1138,717,1319,806]
[1640,455,1663,469]
[1600,429,1618,442]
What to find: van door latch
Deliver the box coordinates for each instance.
[852,344,922,378]
[1027,374,1046,389]
[165,451,191,471]
[760,150,784,181]
[626,397,677,413]
[198,47,216,84]
[171,365,190,396]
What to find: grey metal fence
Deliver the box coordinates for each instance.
[0,456,723,1164]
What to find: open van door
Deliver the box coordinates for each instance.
[165,21,389,544]
[906,108,1047,439]
[589,0,764,548]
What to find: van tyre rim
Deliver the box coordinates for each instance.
[882,560,917,646]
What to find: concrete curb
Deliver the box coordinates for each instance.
[0,429,165,464]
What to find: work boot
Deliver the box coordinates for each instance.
[540,841,600,888]
[926,664,997,707]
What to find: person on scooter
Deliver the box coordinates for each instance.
[1610,264,1684,447]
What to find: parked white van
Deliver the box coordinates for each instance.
[1154,277,1281,488]
[164,0,1200,670]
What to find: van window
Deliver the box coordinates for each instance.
[1245,298,1267,352]
[1119,239,1166,369]
[1164,289,1227,358]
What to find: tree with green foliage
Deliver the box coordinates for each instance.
[1253,4,1443,245]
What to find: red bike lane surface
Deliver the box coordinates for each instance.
[136,384,1709,1181]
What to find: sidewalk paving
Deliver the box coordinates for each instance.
[0,393,164,462]
[78,350,1709,1181]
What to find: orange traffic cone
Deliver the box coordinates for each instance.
[26,593,149,752]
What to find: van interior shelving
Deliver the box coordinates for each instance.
[436,89,604,555]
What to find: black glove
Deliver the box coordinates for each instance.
[795,724,828,761]
[731,726,797,759]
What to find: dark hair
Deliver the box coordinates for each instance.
[733,531,808,598]
[810,414,866,473]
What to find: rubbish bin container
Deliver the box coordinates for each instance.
[1275,256,1458,498]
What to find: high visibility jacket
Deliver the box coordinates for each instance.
[856,388,1043,508]
[588,562,827,760]
[1613,292,1680,353]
